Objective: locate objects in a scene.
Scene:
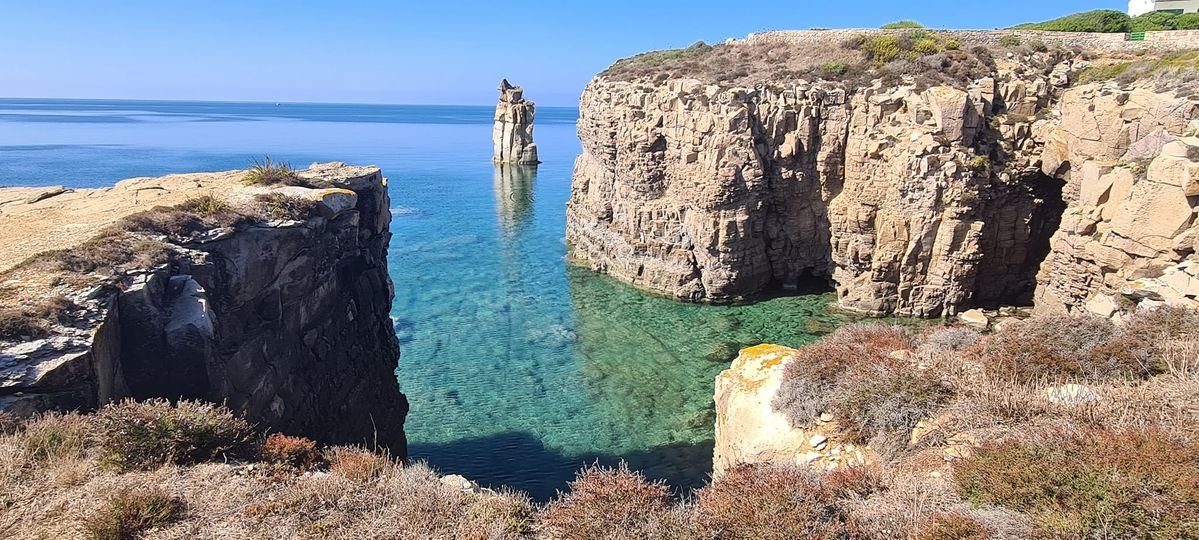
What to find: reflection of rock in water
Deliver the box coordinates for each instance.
[494,164,537,237]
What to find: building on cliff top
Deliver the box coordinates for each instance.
[1130,0,1199,16]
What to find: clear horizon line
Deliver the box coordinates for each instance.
[0,95,581,109]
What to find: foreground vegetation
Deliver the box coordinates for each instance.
[2,306,1196,538]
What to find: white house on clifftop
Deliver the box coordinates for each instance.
[1130,0,1199,16]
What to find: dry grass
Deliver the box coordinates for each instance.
[255,193,319,221]
[82,486,184,540]
[326,446,391,483]
[242,156,306,186]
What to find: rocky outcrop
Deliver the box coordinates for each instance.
[1035,88,1199,316]
[567,40,1199,317]
[493,80,540,164]
[713,344,871,476]
[0,163,408,455]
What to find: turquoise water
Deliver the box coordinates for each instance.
[0,98,860,499]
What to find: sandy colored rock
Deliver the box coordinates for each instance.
[492,79,539,164]
[713,344,870,476]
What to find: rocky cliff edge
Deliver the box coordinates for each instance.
[0,162,407,454]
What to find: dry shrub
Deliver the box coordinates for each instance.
[823,464,885,500]
[327,446,391,482]
[538,462,689,540]
[255,193,318,221]
[242,155,305,186]
[82,486,184,540]
[260,433,321,472]
[695,464,864,540]
[846,472,961,538]
[13,412,92,463]
[0,296,77,340]
[953,427,1199,539]
[976,313,1154,382]
[774,324,947,449]
[832,356,952,447]
[16,232,171,278]
[176,194,230,217]
[95,399,256,472]
[457,488,536,540]
[918,326,982,354]
[914,512,990,540]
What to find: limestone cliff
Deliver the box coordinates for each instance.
[493,79,540,164]
[0,163,408,454]
[567,30,1199,317]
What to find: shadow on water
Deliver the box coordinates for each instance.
[409,431,714,502]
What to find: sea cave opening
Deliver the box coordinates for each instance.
[974,169,1068,308]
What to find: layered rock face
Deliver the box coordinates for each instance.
[0,163,408,454]
[567,45,1199,316]
[493,79,540,164]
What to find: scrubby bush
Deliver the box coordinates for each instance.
[943,38,961,50]
[912,38,942,56]
[1013,10,1132,33]
[696,465,864,539]
[14,412,92,462]
[914,512,990,540]
[976,313,1159,382]
[539,463,687,540]
[774,324,914,426]
[997,35,1022,48]
[953,428,1199,539]
[918,326,982,354]
[882,20,924,29]
[831,358,952,445]
[1132,11,1182,32]
[0,308,48,340]
[327,446,392,482]
[821,61,849,76]
[83,486,184,540]
[177,194,230,217]
[254,192,318,221]
[1028,39,1049,53]
[1177,12,1199,30]
[0,296,76,340]
[858,35,905,64]
[95,399,256,471]
[242,155,301,186]
[261,433,321,472]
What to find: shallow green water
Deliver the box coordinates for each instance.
[0,99,864,500]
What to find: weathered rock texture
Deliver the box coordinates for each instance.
[0,163,408,454]
[714,344,871,477]
[493,79,540,164]
[568,38,1199,317]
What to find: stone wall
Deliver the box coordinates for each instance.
[743,28,1199,52]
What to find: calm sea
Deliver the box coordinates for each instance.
[0,98,850,499]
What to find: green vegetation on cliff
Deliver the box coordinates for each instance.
[1014,8,1199,32]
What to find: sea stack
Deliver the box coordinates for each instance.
[492,79,540,164]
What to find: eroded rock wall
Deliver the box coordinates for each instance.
[0,164,408,454]
[568,59,1199,316]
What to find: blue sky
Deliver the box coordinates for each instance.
[0,1,1127,106]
